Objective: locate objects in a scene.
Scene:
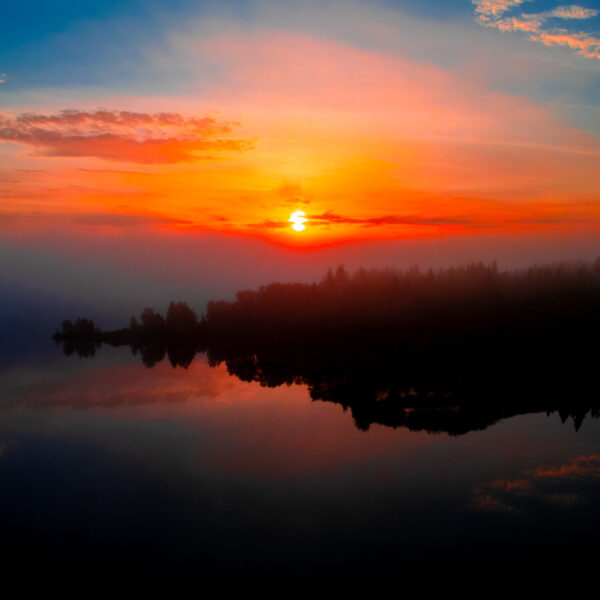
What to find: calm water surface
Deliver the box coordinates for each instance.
[1,344,599,580]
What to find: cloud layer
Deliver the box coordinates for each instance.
[474,2,600,59]
[249,211,474,230]
[473,0,533,19]
[0,109,252,163]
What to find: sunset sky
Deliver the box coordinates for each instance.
[2,0,600,322]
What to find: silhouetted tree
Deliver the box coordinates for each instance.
[166,301,198,338]
[53,258,600,431]
[73,317,96,339]
[335,264,349,283]
[61,319,74,337]
[140,308,165,337]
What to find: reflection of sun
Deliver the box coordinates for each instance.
[289,210,308,232]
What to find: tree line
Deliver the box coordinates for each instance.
[53,259,600,430]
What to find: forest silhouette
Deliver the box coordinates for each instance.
[53,260,600,433]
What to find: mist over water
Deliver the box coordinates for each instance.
[3,261,600,579]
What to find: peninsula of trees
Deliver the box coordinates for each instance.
[53,260,600,432]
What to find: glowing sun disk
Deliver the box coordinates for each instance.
[289,210,308,232]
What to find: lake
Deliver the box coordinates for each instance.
[1,343,599,580]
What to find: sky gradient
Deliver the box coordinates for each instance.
[2,0,600,322]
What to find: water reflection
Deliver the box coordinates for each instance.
[473,454,600,514]
[2,346,600,577]
[53,263,600,437]
[5,265,600,576]
[54,338,600,435]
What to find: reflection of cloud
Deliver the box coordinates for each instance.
[532,456,600,478]
[474,1,600,59]
[2,360,233,411]
[0,109,252,164]
[473,454,600,514]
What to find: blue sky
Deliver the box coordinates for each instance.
[3,1,600,91]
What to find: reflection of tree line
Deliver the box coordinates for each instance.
[55,303,202,367]
[54,262,600,433]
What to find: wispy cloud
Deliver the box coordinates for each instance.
[248,211,474,230]
[475,2,600,59]
[0,73,6,84]
[551,5,599,19]
[0,210,192,228]
[473,0,532,20]
[14,109,236,131]
[492,14,544,32]
[71,213,193,227]
[307,211,472,227]
[0,109,252,164]
[532,28,600,58]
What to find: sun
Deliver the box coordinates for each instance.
[289,210,308,232]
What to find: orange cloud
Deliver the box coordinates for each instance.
[532,29,600,58]
[1,33,600,246]
[0,109,252,163]
[551,5,599,19]
[532,454,600,479]
[476,2,600,59]
[473,0,532,19]
[492,15,543,32]
[250,211,475,229]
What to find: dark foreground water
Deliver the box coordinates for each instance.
[1,344,600,580]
